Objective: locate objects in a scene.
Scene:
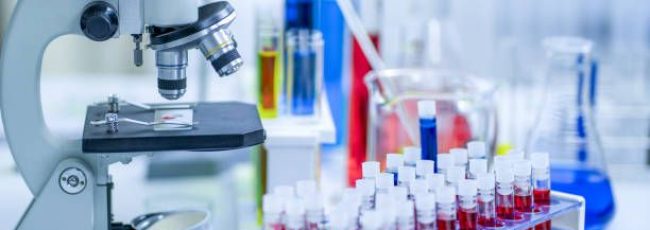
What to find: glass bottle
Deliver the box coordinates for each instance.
[528,36,614,229]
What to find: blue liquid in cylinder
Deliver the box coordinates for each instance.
[291,50,317,115]
[551,166,615,230]
[419,117,438,169]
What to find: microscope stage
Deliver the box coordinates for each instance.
[82,102,266,153]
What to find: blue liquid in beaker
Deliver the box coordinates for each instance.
[551,166,615,230]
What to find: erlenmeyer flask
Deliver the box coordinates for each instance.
[528,36,614,229]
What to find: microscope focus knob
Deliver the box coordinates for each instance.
[80,1,119,41]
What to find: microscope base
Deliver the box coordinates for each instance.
[17,158,108,230]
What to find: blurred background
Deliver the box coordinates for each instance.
[1,0,649,229]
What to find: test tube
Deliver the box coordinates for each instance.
[436,187,458,230]
[531,152,551,230]
[398,166,416,194]
[445,166,465,189]
[425,173,446,194]
[457,180,479,230]
[375,193,398,228]
[450,148,469,171]
[416,159,434,179]
[404,146,421,167]
[341,188,362,225]
[285,29,323,116]
[397,200,416,230]
[304,193,325,230]
[285,198,306,230]
[256,18,281,118]
[362,161,380,180]
[415,193,437,230]
[356,179,376,211]
[477,173,500,228]
[468,159,488,179]
[376,173,395,194]
[513,160,533,213]
[263,194,285,230]
[467,141,487,159]
[437,154,455,175]
[495,169,516,220]
[386,153,404,185]
[418,100,438,162]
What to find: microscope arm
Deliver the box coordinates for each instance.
[0,0,88,196]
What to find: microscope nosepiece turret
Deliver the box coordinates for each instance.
[149,1,242,100]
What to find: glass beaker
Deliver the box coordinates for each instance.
[527,36,614,229]
[364,69,497,170]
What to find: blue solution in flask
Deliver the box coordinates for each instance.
[551,166,615,229]
[418,101,438,168]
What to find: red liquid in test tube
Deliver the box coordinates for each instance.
[457,180,479,230]
[436,187,458,230]
[514,194,533,213]
[476,173,503,228]
[532,152,552,230]
[514,160,534,213]
[496,169,517,220]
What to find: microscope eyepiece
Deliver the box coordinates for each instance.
[148,1,242,100]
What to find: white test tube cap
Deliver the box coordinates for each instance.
[496,169,515,183]
[477,173,496,190]
[386,153,404,170]
[285,198,306,216]
[376,173,395,190]
[446,166,465,183]
[450,148,469,165]
[415,192,436,210]
[436,186,456,204]
[410,179,428,196]
[362,161,380,179]
[398,166,416,183]
[417,100,437,118]
[467,141,487,159]
[513,160,532,176]
[274,185,295,199]
[390,186,408,202]
[425,173,445,192]
[469,159,488,175]
[416,160,435,177]
[457,179,478,196]
[404,147,421,164]
[437,154,455,169]
[303,192,323,211]
[531,152,550,169]
[296,180,317,198]
[263,194,283,213]
[356,179,376,196]
[493,155,513,172]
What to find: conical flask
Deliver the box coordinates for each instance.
[528,36,614,229]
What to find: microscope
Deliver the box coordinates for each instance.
[0,0,265,229]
